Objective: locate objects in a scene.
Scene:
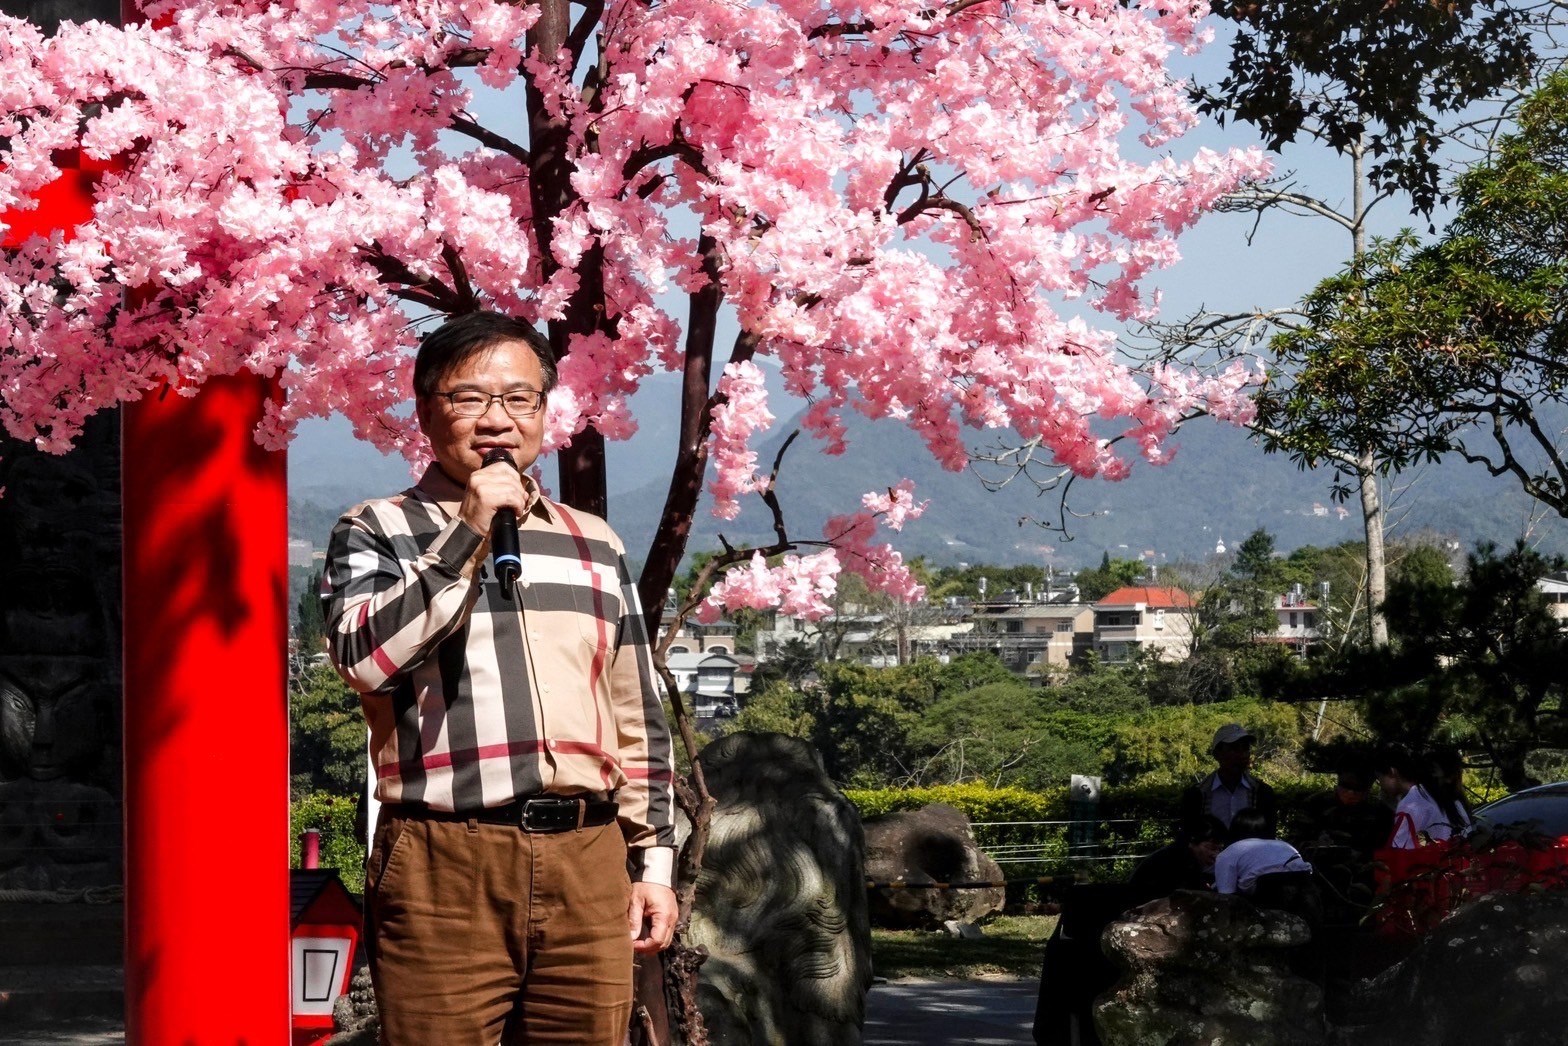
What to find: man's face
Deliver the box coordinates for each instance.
[416,339,546,485]
[1215,740,1252,775]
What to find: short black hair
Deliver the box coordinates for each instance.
[1177,815,1228,847]
[413,311,557,398]
[1229,808,1272,843]
[1373,747,1421,783]
[1336,766,1373,793]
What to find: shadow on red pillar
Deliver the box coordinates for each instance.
[122,374,290,1042]
[1,3,293,1036]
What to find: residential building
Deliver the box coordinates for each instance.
[1093,585,1195,663]
[666,650,740,717]
[947,601,1093,676]
[663,616,736,656]
[1541,570,1568,625]
[755,603,971,666]
[1268,586,1321,654]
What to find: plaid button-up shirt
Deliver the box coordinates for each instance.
[323,465,677,883]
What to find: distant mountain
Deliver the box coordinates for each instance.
[288,383,1568,572]
[610,408,1568,571]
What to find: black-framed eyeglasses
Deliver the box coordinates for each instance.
[436,389,545,418]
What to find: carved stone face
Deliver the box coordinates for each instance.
[0,674,105,783]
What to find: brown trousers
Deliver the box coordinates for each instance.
[366,811,634,1044]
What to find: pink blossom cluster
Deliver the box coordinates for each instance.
[695,549,839,622]
[822,481,927,603]
[696,480,926,621]
[0,0,1267,610]
[706,361,775,520]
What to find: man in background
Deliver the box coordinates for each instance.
[1181,722,1277,832]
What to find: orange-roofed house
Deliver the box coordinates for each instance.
[1093,586,1196,663]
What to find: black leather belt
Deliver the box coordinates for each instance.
[385,796,618,833]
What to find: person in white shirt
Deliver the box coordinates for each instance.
[1375,749,1472,848]
[1213,809,1313,895]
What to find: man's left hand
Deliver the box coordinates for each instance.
[628,881,678,954]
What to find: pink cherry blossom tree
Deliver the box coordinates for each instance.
[4,0,1265,1033]
[1,0,1264,631]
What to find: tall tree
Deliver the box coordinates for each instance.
[1195,0,1534,217]
[1158,0,1533,647]
[1258,72,1568,519]
[294,568,327,654]
[1368,541,1568,791]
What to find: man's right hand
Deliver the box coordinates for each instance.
[458,453,527,537]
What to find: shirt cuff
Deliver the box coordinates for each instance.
[631,846,676,888]
[431,516,486,574]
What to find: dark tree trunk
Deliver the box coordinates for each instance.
[0,0,117,32]
[525,0,609,516]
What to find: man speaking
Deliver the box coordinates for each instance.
[323,311,678,1042]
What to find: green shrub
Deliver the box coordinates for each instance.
[847,776,1334,898]
[846,782,1064,823]
[290,790,366,893]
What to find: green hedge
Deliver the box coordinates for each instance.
[847,778,1329,829]
[847,777,1332,896]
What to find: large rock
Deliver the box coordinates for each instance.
[861,803,1004,929]
[1335,891,1568,1046]
[687,732,873,1046]
[1095,890,1325,1046]
[327,967,376,1046]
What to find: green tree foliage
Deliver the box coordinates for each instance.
[290,661,367,800]
[746,635,820,691]
[1258,73,1568,518]
[731,660,933,786]
[924,563,1052,602]
[1074,553,1145,602]
[1099,697,1312,787]
[294,568,326,654]
[909,681,1102,790]
[1158,529,1299,702]
[1362,542,1568,791]
[290,791,366,892]
[930,651,1018,698]
[1197,0,1533,215]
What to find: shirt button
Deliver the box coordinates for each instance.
[530,630,541,640]
[546,739,556,750]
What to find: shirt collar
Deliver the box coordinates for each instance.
[1212,772,1255,792]
[414,464,553,524]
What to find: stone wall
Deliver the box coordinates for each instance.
[0,413,123,891]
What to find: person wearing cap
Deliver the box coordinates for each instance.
[1180,723,1277,832]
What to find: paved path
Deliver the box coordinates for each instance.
[864,976,1037,1045]
[1,978,1038,1045]
[0,1019,123,1046]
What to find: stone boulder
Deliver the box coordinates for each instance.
[1095,890,1325,1046]
[1335,891,1568,1046]
[686,732,873,1046]
[861,803,1005,929]
[326,966,376,1046]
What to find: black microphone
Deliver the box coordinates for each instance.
[481,449,521,598]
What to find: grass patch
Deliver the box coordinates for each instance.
[870,913,1057,981]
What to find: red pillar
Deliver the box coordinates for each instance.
[121,373,290,1042]
[4,5,292,1037]
[112,0,290,1037]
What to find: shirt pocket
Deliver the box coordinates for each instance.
[565,564,623,653]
